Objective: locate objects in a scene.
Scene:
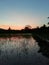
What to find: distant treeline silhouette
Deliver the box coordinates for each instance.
[0,24,49,35]
[0,24,49,58]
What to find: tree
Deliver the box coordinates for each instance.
[24,25,32,30]
[47,22,49,25]
[8,27,11,30]
[47,17,49,19]
[47,17,49,26]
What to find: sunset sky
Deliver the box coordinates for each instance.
[0,0,49,29]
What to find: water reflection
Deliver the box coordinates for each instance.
[0,36,49,65]
[37,37,49,58]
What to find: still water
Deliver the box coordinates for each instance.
[0,36,49,65]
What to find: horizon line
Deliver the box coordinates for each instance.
[0,25,38,30]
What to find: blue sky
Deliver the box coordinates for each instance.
[0,0,49,29]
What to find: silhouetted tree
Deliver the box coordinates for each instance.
[24,25,32,30]
[47,22,49,25]
[42,24,46,28]
[8,27,11,30]
[47,17,49,19]
[47,17,49,26]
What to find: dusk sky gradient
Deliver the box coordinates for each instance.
[0,0,49,29]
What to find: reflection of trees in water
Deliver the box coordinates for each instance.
[0,49,1,55]
[21,39,28,56]
[37,39,49,58]
[0,37,29,61]
[0,37,49,65]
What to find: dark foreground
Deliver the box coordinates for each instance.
[0,35,49,65]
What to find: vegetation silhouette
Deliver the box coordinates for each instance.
[0,24,49,38]
[0,23,49,61]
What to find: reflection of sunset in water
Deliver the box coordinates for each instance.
[0,36,49,65]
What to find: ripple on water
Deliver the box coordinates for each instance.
[0,36,49,65]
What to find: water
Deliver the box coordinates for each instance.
[0,36,49,65]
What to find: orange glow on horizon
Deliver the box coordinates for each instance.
[0,25,23,30]
[0,25,37,30]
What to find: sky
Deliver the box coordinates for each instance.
[0,0,49,29]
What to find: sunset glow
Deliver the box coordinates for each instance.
[0,0,49,65]
[0,24,37,30]
[0,0,49,29]
[0,25,24,30]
